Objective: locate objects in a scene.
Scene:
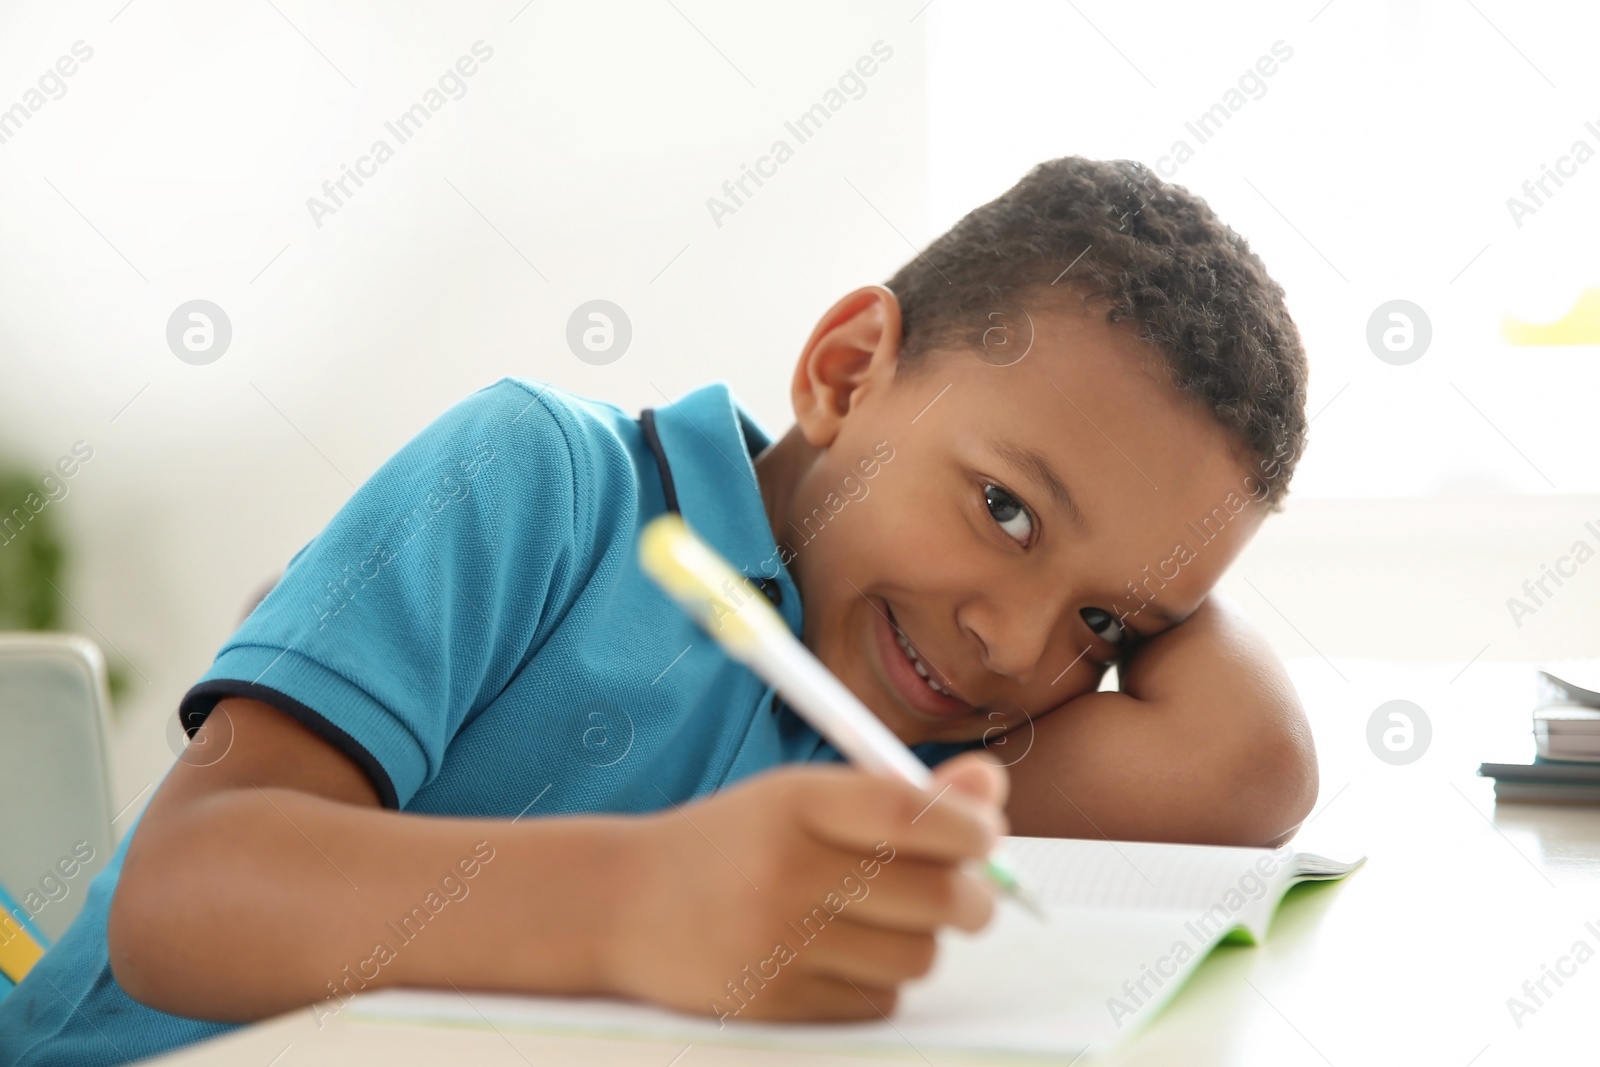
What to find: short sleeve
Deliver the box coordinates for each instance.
[178,379,587,808]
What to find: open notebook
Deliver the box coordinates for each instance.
[349,836,1362,1060]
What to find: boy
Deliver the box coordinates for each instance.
[0,156,1316,1065]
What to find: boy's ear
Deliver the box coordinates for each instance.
[790,285,904,448]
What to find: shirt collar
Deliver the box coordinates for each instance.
[642,383,802,636]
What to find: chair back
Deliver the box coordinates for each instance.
[0,633,115,948]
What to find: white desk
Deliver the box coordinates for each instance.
[147,659,1600,1065]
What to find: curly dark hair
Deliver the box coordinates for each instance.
[884,156,1308,508]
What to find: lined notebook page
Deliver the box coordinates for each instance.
[351,840,1361,1058]
[1003,835,1293,912]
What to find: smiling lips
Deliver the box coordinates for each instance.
[875,602,973,719]
[893,627,955,696]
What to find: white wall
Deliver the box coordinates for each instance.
[0,0,928,823]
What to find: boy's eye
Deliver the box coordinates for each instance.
[983,484,1034,546]
[1079,607,1125,644]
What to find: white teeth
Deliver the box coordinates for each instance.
[894,628,951,696]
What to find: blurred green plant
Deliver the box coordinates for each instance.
[0,470,64,628]
[0,465,132,705]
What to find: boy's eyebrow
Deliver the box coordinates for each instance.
[989,438,1085,531]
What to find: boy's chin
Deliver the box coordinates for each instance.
[875,700,995,748]
[901,703,1039,758]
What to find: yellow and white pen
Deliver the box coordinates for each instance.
[638,513,1045,921]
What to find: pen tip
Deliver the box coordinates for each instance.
[1013,886,1049,923]
[984,857,1047,921]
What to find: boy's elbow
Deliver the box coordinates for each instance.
[106,866,160,1008]
[1230,701,1319,848]
[106,845,189,1013]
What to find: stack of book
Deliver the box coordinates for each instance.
[1479,667,1600,803]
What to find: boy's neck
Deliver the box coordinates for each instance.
[752,426,815,570]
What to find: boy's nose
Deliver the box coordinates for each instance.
[959,600,1059,688]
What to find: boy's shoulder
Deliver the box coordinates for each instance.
[469,375,756,439]
[462,375,635,453]
[431,375,767,540]
[434,376,647,521]
[456,374,764,493]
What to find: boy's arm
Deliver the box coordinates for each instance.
[109,697,627,1018]
[1000,596,1318,846]
[109,697,1006,1023]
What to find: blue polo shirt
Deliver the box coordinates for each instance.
[0,377,976,1066]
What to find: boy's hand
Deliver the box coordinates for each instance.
[605,753,1007,1022]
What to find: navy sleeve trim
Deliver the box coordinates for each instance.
[638,408,680,514]
[178,680,401,809]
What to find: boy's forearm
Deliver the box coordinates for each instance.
[110,788,636,1021]
[1002,597,1317,845]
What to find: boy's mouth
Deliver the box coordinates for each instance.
[871,600,974,720]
